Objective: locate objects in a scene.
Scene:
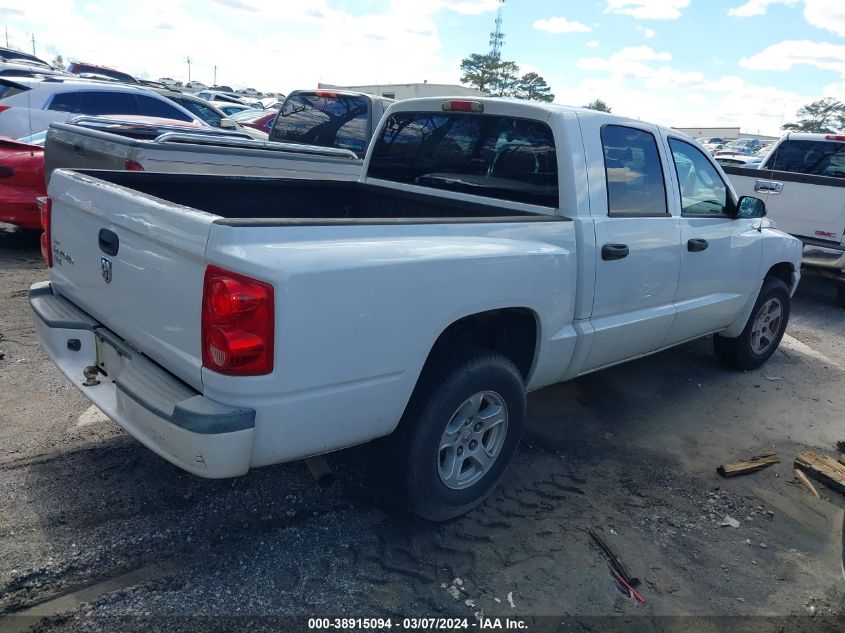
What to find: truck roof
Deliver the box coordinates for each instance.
[387,96,688,140]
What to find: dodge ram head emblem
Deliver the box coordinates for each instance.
[100,257,112,284]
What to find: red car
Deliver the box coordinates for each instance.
[231,109,278,135]
[0,136,45,229]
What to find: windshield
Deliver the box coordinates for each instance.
[270,93,369,157]
[368,112,558,208]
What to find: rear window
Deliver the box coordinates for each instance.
[77,91,137,116]
[764,139,845,178]
[368,112,558,208]
[271,94,369,157]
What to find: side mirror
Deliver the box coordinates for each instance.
[219,118,237,130]
[737,195,766,219]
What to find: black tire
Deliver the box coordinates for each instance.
[836,281,845,309]
[395,348,526,521]
[714,276,791,370]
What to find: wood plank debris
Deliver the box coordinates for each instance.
[795,452,845,494]
[717,453,779,477]
[793,468,820,499]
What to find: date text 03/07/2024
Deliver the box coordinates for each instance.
[307,617,529,630]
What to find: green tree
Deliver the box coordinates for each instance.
[515,72,554,102]
[459,53,500,93]
[782,98,844,133]
[490,60,520,97]
[583,99,612,113]
[51,54,64,70]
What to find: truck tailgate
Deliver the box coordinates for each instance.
[47,169,216,390]
[45,126,131,177]
[725,166,845,244]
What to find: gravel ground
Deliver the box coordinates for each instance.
[0,222,843,632]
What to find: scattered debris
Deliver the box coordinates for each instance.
[763,376,783,381]
[717,453,779,477]
[588,528,640,587]
[759,543,768,549]
[720,515,741,529]
[611,568,646,604]
[441,579,464,601]
[837,440,845,453]
[793,468,820,499]
[464,599,475,608]
[795,452,845,494]
[494,597,501,604]
[506,591,516,609]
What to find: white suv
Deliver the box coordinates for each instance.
[0,77,203,138]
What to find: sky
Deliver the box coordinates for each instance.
[2,0,844,135]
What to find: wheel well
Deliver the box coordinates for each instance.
[766,262,794,288]
[426,309,538,381]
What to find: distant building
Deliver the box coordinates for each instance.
[318,82,487,101]
[674,126,779,142]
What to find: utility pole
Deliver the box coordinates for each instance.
[5,26,8,48]
[489,0,505,59]
[186,56,192,83]
[31,33,36,55]
[213,65,217,86]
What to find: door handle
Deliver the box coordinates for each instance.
[687,238,709,252]
[754,179,783,194]
[601,244,629,261]
[98,228,119,256]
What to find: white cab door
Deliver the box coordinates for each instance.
[580,122,681,372]
[663,137,762,345]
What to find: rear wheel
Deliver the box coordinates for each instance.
[395,349,526,521]
[714,276,790,370]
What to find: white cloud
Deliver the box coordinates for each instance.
[586,40,600,48]
[739,40,845,76]
[533,16,591,33]
[803,0,845,37]
[603,0,690,20]
[727,0,797,18]
[638,26,657,38]
[577,46,672,80]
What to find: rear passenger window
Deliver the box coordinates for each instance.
[77,91,138,116]
[764,140,845,178]
[369,112,558,207]
[47,92,81,113]
[135,95,193,122]
[601,125,667,217]
[669,138,728,216]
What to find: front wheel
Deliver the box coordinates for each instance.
[395,349,526,521]
[714,276,791,370]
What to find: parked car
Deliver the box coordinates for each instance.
[0,77,203,138]
[0,46,52,66]
[158,77,180,88]
[32,97,801,521]
[0,134,45,228]
[727,132,845,306]
[44,89,392,181]
[195,90,245,105]
[149,89,267,139]
[66,61,138,84]
[185,81,208,91]
[231,108,277,135]
[0,58,70,79]
[714,154,762,168]
[213,102,255,117]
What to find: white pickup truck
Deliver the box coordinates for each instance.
[31,98,802,520]
[44,90,393,182]
[726,133,845,306]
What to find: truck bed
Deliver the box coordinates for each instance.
[77,170,562,225]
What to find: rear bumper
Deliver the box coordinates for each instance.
[29,282,255,478]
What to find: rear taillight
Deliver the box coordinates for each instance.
[37,196,52,267]
[201,265,274,376]
[0,105,9,114]
[124,159,144,171]
[315,91,338,98]
[0,164,13,178]
[824,135,845,142]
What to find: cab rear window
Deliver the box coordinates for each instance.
[764,139,845,178]
[271,93,369,157]
[368,112,558,208]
